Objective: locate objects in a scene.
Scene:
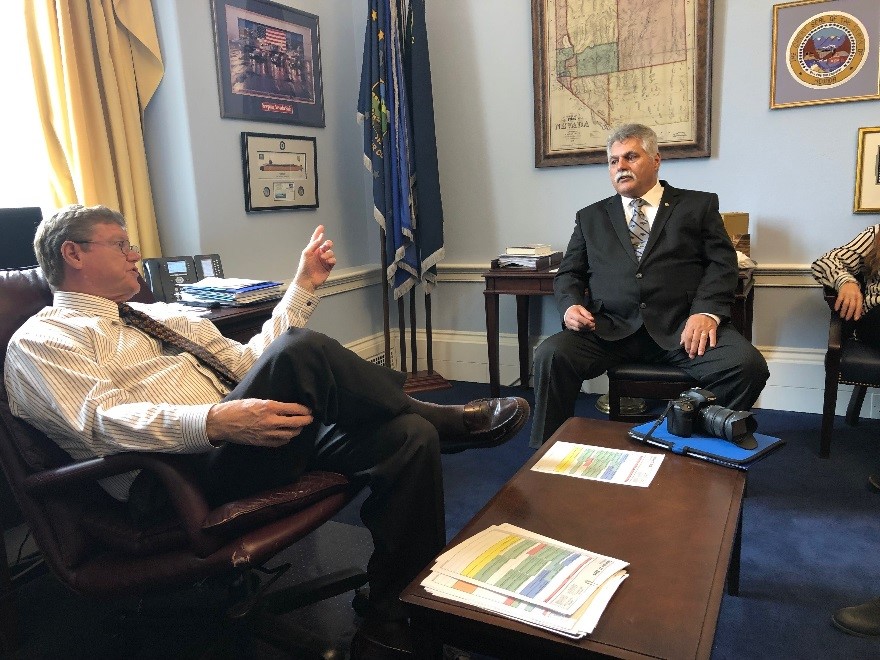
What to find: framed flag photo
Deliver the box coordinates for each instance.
[241,132,318,212]
[210,0,325,127]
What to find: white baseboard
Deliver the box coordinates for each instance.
[359,329,874,418]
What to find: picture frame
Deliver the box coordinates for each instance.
[241,132,318,212]
[531,0,713,167]
[854,127,880,213]
[770,0,880,109]
[210,0,325,127]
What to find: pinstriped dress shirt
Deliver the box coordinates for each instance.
[4,285,319,500]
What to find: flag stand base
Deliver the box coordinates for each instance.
[403,370,452,394]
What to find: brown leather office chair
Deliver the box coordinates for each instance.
[0,266,367,657]
[819,285,880,458]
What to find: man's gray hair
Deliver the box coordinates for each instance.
[35,204,126,288]
[606,124,659,159]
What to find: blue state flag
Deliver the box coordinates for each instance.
[358,0,444,299]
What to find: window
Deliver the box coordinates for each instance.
[0,2,54,217]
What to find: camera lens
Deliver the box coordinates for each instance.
[699,405,756,441]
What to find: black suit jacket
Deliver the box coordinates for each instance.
[554,181,738,350]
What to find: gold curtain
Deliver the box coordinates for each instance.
[25,0,164,257]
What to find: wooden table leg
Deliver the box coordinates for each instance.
[485,292,501,398]
[516,295,530,388]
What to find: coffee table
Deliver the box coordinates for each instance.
[401,417,746,659]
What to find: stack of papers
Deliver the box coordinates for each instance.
[180,277,284,306]
[506,243,554,256]
[421,523,628,639]
[493,251,563,270]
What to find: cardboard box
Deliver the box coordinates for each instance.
[720,212,750,257]
[720,212,749,238]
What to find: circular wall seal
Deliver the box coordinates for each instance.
[786,12,869,89]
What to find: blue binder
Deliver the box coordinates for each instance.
[628,419,785,470]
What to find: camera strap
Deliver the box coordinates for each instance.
[639,400,676,445]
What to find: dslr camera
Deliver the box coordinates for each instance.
[667,388,757,448]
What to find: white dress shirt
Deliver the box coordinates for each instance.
[4,284,319,500]
[619,180,664,229]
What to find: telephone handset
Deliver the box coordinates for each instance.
[194,254,224,279]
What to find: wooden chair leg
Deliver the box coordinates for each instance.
[845,386,868,427]
[608,383,622,421]
[820,378,839,458]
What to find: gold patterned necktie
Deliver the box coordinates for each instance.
[118,303,240,388]
[628,198,650,260]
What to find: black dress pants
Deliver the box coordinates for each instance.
[204,328,446,620]
[530,324,769,448]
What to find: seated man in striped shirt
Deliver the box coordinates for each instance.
[4,203,530,657]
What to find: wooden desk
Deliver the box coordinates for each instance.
[482,268,755,397]
[401,417,745,659]
[205,299,277,342]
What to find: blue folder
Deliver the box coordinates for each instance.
[628,419,785,470]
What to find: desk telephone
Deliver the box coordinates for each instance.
[143,254,224,302]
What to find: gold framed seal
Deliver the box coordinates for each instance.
[786,12,868,89]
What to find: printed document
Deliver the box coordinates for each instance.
[422,523,628,638]
[531,441,662,487]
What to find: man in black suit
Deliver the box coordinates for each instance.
[530,124,768,447]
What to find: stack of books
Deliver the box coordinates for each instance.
[421,523,628,638]
[494,243,562,270]
[180,277,285,306]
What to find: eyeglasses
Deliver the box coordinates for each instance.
[73,240,140,256]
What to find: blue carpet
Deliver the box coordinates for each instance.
[364,381,880,659]
[10,382,880,658]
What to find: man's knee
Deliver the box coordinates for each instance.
[736,343,769,386]
[277,327,336,354]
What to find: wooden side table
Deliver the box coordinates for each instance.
[482,267,755,397]
[483,267,556,397]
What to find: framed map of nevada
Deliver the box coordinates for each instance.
[531,0,713,167]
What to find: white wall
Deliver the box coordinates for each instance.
[144,0,880,413]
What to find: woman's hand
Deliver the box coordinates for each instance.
[835,281,864,321]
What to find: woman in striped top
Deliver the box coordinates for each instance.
[811,224,880,345]
[816,225,880,635]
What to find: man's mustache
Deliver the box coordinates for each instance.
[615,172,635,182]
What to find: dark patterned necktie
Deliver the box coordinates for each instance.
[118,303,240,388]
[628,197,650,260]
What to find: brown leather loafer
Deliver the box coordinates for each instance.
[440,397,530,454]
[832,597,880,637]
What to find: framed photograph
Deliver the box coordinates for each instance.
[854,127,880,213]
[770,0,880,109]
[241,132,318,212]
[531,0,713,167]
[210,0,324,127]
